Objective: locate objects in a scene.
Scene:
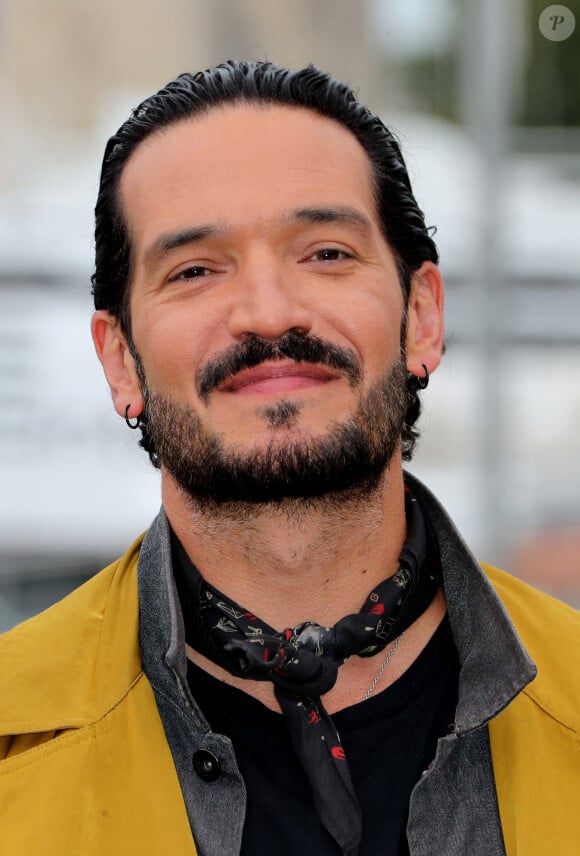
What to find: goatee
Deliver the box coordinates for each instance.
[137,337,409,510]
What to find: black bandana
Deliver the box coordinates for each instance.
[171,487,441,856]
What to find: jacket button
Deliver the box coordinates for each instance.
[193,750,221,782]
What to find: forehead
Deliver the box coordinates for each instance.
[119,103,379,244]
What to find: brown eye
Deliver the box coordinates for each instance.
[312,248,351,262]
[170,265,212,281]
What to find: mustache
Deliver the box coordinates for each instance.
[197,331,361,402]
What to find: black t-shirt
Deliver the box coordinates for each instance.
[186,614,460,856]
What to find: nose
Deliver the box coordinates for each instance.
[226,253,314,341]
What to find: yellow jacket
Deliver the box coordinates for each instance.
[0,533,578,855]
[0,535,196,855]
[486,569,580,854]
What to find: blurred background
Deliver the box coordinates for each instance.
[1,0,579,630]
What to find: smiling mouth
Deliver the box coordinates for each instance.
[219,361,340,395]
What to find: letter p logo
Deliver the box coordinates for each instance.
[539,5,576,40]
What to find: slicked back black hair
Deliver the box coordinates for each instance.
[91,60,439,459]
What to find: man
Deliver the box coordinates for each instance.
[1,61,578,856]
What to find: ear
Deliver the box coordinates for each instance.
[405,261,445,377]
[91,311,144,419]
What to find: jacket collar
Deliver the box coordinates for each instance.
[0,473,537,738]
[138,510,209,730]
[404,472,537,731]
[138,472,537,735]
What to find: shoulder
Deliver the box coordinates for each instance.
[485,568,580,853]
[484,563,580,647]
[483,563,580,731]
[0,533,146,740]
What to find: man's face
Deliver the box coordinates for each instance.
[115,104,425,505]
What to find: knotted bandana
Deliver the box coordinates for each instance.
[172,488,440,856]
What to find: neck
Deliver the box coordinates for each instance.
[163,457,407,629]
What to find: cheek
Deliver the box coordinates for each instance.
[326,293,404,374]
[133,305,225,395]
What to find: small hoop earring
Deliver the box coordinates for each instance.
[415,364,429,390]
[124,404,141,429]
[413,363,429,389]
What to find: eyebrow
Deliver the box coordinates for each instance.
[144,205,373,267]
[291,206,373,234]
[144,225,221,265]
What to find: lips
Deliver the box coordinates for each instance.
[219,360,340,394]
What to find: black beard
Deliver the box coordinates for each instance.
[139,351,409,510]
